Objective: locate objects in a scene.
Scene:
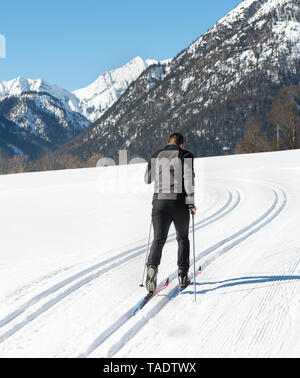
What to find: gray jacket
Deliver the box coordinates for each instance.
[144,144,195,207]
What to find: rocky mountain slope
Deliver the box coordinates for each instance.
[59,0,300,161]
[73,56,170,122]
[0,79,89,157]
[0,57,169,158]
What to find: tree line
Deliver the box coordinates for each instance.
[234,86,300,154]
[0,85,299,175]
[0,152,103,175]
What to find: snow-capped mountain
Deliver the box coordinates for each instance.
[0,57,170,157]
[73,56,171,122]
[0,78,90,157]
[60,0,300,161]
[0,76,83,114]
[185,0,300,96]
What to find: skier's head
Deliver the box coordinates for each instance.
[168,132,184,148]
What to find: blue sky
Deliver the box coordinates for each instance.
[0,0,241,91]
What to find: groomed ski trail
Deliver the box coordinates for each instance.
[81,183,286,358]
[0,185,238,347]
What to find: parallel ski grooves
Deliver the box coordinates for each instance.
[0,188,237,344]
[82,186,286,358]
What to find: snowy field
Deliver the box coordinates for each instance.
[0,149,300,358]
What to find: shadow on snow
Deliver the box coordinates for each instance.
[182,275,300,295]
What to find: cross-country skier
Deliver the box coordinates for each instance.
[144,132,196,293]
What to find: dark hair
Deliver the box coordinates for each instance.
[169,132,184,146]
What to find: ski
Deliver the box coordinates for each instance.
[133,278,169,316]
[133,266,201,316]
[169,266,202,300]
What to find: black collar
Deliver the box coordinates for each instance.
[164,144,181,150]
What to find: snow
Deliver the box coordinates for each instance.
[188,0,300,60]
[73,57,152,101]
[0,149,300,357]
[273,20,300,44]
[0,56,171,131]
[0,76,82,115]
[181,76,194,91]
[72,56,169,122]
[217,0,290,27]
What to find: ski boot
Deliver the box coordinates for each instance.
[146,265,158,293]
[178,269,191,289]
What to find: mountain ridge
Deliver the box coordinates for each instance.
[58,0,300,161]
[0,56,170,158]
[72,56,170,122]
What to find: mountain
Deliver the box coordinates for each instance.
[0,76,83,114]
[0,113,50,158]
[59,0,300,161]
[0,77,90,157]
[73,56,171,122]
[0,57,169,158]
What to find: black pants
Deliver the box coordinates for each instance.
[147,199,190,271]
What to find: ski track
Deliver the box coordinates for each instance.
[196,269,300,357]
[246,257,300,357]
[0,181,219,302]
[80,182,287,358]
[0,176,289,357]
[0,185,238,345]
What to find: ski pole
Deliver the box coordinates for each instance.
[192,213,197,302]
[139,218,152,287]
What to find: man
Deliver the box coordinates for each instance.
[144,132,196,293]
